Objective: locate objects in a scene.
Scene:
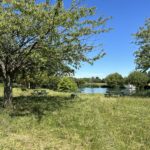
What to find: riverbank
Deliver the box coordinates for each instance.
[80,82,107,88]
[0,90,150,149]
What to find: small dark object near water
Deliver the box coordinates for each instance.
[71,93,78,99]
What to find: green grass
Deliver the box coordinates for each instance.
[0,87,150,149]
[0,84,69,97]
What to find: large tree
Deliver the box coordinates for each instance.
[105,73,124,88]
[134,18,150,72]
[0,0,109,107]
[127,71,149,89]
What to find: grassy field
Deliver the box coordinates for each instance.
[0,86,150,149]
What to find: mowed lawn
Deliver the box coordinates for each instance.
[0,87,150,150]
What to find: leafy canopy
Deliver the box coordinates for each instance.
[105,73,124,88]
[134,18,150,72]
[0,0,109,80]
[58,77,78,92]
[127,71,149,89]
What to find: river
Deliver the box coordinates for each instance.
[80,87,150,96]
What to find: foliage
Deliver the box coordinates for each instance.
[0,0,109,106]
[127,71,149,89]
[90,77,102,83]
[57,77,78,92]
[48,76,60,90]
[75,77,102,87]
[105,73,124,87]
[134,18,150,72]
[16,68,50,88]
[74,78,86,87]
[80,82,107,88]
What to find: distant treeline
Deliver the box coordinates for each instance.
[0,71,149,91]
[74,77,105,88]
[75,71,150,89]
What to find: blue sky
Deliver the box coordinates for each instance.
[73,0,150,78]
[39,0,150,78]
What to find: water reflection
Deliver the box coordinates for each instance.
[80,87,150,96]
[80,87,107,94]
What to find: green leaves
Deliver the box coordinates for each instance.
[0,0,109,78]
[127,71,149,89]
[58,77,78,92]
[134,18,150,72]
[105,73,124,88]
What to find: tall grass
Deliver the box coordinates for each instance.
[0,89,150,149]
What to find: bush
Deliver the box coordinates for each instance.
[127,71,149,89]
[58,77,78,92]
[105,73,124,88]
[48,77,60,90]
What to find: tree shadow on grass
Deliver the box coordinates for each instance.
[0,95,74,122]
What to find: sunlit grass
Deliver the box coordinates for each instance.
[0,85,69,97]
[0,88,150,149]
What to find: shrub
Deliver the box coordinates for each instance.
[57,77,78,92]
[48,77,60,90]
[105,73,124,88]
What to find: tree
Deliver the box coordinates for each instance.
[48,76,60,90]
[127,71,149,89]
[57,77,78,92]
[148,71,150,83]
[105,73,124,88]
[74,78,85,87]
[16,56,74,88]
[134,18,150,72]
[0,0,109,107]
[91,77,101,83]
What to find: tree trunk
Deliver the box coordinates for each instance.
[3,75,13,108]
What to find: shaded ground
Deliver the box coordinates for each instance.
[0,94,150,150]
[0,95,74,121]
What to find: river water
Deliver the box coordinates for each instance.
[80,87,150,96]
[80,87,107,94]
